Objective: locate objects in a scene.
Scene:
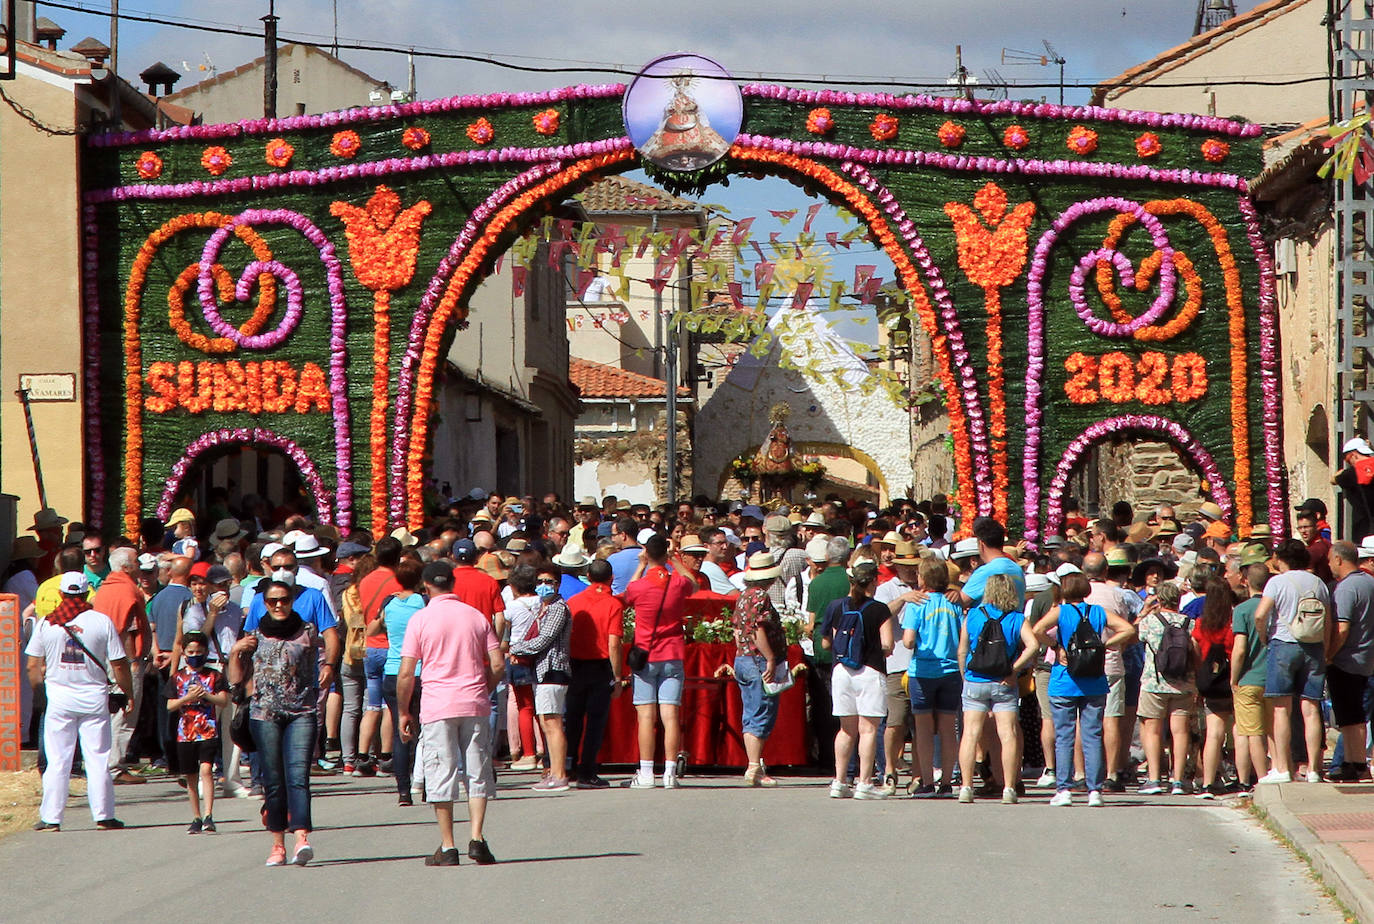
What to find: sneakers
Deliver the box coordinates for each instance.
[187,817,203,835]
[1035,770,1057,788]
[935,783,954,799]
[1102,777,1127,794]
[1087,791,1104,807]
[467,838,497,865]
[853,781,888,800]
[531,777,570,792]
[32,820,60,832]
[509,756,538,771]
[828,779,854,799]
[626,772,656,789]
[353,759,377,778]
[576,775,611,789]
[1306,771,1323,784]
[95,818,125,830]
[342,763,355,775]
[1197,782,1228,800]
[397,794,414,807]
[1049,790,1073,807]
[1137,780,1164,795]
[958,786,974,803]
[661,774,679,790]
[1257,769,1292,784]
[974,778,1001,797]
[202,815,216,834]
[1070,777,1089,793]
[743,765,778,788]
[877,773,898,797]
[1170,780,1188,796]
[291,839,313,866]
[909,783,937,799]
[266,844,287,867]
[1328,762,1371,782]
[222,783,251,799]
[425,847,461,866]
[1002,787,1018,804]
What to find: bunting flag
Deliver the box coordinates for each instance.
[511,265,527,297]
[803,203,823,232]
[726,282,746,311]
[754,261,776,288]
[768,208,798,224]
[790,281,815,311]
[854,265,877,291]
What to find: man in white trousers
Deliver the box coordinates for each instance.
[26,572,135,831]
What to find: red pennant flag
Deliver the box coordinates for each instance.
[826,231,839,248]
[861,276,883,304]
[854,265,877,291]
[769,209,798,223]
[727,282,746,311]
[511,265,527,297]
[732,216,755,245]
[576,268,597,298]
[790,281,815,310]
[803,203,823,232]
[494,254,505,274]
[755,261,776,288]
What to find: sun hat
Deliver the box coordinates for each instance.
[506,538,529,552]
[949,537,980,561]
[11,536,42,560]
[805,536,830,563]
[679,535,708,554]
[764,514,792,534]
[212,518,247,541]
[165,508,195,528]
[137,552,158,571]
[743,551,782,580]
[553,546,590,569]
[1197,502,1224,522]
[1047,562,1083,586]
[390,527,419,547]
[802,511,827,528]
[892,540,922,565]
[293,533,329,558]
[1024,572,1051,594]
[578,496,599,509]
[1105,548,1131,568]
[31,507,68,532]
[1241,543,1273,566]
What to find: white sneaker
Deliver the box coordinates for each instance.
[957,786,974,803]
[1257,769,1292,784]
[1050,790,1072,807]
[1306,771,1322,783]
[1035,770,1057,788]
[1002,787,1018,804]
[1088,791,1104,807]
[853,781,887,800]
[222,783,250,799]
[661,774,679,790]
[626,772,656,789]
[828,779,854,799]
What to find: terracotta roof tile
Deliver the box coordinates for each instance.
[164,43,388,103]
[576,176,701,213]
[570,358,690,399]
[1092,0,1314,105]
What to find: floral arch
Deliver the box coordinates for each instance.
[83,79,1281,543]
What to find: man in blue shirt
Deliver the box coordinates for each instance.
[553,546,590,599]
[958,517,1025,608]
[242,549,340,676]
[607,517,643,594]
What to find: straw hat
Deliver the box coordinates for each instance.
[553,546,589,569]
[680,535,708,554]
[30,508,68,532]
[743,551,781,580]
[892,540,922,565]
[1197,502,1224,522]
[872,530,901,547]
[390,527,419,548]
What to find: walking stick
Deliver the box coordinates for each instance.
[16,388,48,509]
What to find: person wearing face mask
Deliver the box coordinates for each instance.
[165,632,230,834]
[508,564,573,792]
[242,550,338,688]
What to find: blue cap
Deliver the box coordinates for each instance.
[740,505,766,521]
[452,539,478,561]
[744,540,767,558]
[596,521,614,538]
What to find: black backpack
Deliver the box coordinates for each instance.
[1150,613,1192,683]
[968,606,1013,679]
[1064,604,1107,678]
[1196,641,1232,698]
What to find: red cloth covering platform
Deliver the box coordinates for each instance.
[597,642,809,768]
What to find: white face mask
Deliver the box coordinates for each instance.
[270,568,296,587]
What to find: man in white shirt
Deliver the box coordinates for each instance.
[697,527,738,596]
[288,533,338,619]
[26,572,135,831]
[874,542,922,794]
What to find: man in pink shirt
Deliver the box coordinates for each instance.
[397,562,504,867]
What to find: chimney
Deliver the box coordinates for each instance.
[35,17,65,51]
[69,36,110,67]
[139,60,178,96]
[2,1,37,45]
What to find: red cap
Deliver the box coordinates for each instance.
[189,561,211,580]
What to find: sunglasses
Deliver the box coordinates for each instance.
[264,596,291,607]
[536,578,558,586]
[83,547,104,555]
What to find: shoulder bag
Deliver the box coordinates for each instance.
[57,622,126,714]
[626,580,669,672]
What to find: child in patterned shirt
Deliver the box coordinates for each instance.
[165,632,229,834]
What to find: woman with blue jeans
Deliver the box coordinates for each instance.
[380,558,427,805]
[1032,571,1136,807]
[728,552,790,787]
[956,574,1040,804]
[229,579,323,867]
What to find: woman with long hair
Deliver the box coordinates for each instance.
[1194,577,1236,798]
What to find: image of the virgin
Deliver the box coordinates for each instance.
[639,73,731,170]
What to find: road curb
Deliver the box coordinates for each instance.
[1252,784,1374,923]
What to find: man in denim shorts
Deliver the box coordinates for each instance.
[623,535,695,789]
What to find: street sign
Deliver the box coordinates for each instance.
[18,373,75,401]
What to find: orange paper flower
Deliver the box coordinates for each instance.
[1200,138,1230,163]
[937,121,965,148]
[136,151,163,179]
[1066,125,1098,156]
[330,130,361,158]
[264,138,294,168]
[1135,132,1162,158]
[1002,124,1029,150]
[806,108,834,134]
[869,114,899,142]
[200,146,232,175]
[401,126,430,150]
[532,109,560,135]
[466,118,494,145]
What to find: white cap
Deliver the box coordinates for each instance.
[261,542,285,561]
[1025,572,1051,594]
[722,528,741,547]
[137,552,158,571]
[293,533,328,558]
[1358,536,1374,560]
[1345,437,1374,456]
[949,537,980,561]
[637,527,658,545]
[59,571,90,595]
[1048,562,1083,586]
[805,536,830,563]
[1173,533,1194,552]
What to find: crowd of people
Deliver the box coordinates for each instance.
[14,476,1374,864]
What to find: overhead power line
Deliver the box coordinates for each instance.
[39,1,1331,92]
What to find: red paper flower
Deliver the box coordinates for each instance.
[532,109,560,135]
[200,146,231,176]
[330,130,361,158]
[869,113,899,142]
[1066,125,1098,156]
[1135,132,1162,158]
[264,138,294,168]
[1200,138,1230,163]
[937,121,965,148]
[805,108,834,135]
[1002,124,1030,150]
[401,126,430,150]
[466,117,494,145]
[135,151,163,179]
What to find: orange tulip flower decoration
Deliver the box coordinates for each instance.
[330,185,433,531]
[944,182,1036,522]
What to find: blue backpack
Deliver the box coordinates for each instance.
[830,602,866,670]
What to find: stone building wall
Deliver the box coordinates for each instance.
[1095,439,1203,517]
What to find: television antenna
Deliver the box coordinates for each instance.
[982,68,1009,101]
[1001,40,1066,104]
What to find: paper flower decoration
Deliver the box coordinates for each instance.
[1002,124,1030,150]
[937,121,965,148]
[1066,125,1098,156]
[805,108,834,135]
[532,109,560,135]
[401,126,430,150]
[135,151,163,179]
[1135,132,1161,158]
[330,130,361,158]
[264,138,294,168]
[466,118,495,145]
[869,114,899,142]
[200,146,231,175]
[1200,138,1230,163]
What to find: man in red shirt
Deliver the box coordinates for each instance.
[1296,509,1334,584]
[92,547,152,783]
[448,538,508,749]
[622,535,695,789]
[564,559,624,789]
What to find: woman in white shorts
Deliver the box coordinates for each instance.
[820,562,893,800]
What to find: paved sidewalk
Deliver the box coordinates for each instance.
[1253,781,1374,922]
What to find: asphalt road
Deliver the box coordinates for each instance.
[0,768,1343,923]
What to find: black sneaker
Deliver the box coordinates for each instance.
[96,818,125,830]
[467,838,496,865]
[187,818,203,835]
[425,847,461,866]
[202,815,216,834]
[32,820,60,832]
[934,783,953,798]
[378,757,394,775]
[1329,762,1372,783]
[974,779,1000,797]
[1070,778,1089,793]
[576,775,611,789]
[910,783,938,799]
[397,793,414,807]
[1102,778,1126,794]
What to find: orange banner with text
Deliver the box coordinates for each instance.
[0,594,20,771]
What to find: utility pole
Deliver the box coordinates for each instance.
[262,0,278,118]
